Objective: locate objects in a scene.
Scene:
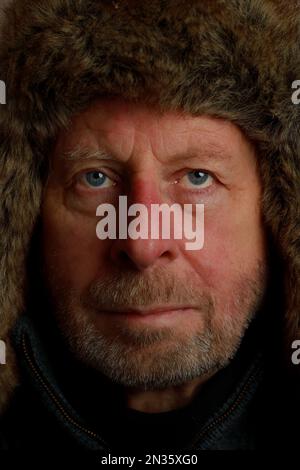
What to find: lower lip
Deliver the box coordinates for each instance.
[104,308,194,324]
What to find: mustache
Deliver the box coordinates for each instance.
[80,268,214,313]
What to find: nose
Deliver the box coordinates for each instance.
[109,179,180,270]
[111,237,178,270]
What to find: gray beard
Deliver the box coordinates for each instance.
[48,263,267,391]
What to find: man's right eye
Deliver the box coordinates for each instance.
[80,171,115,189]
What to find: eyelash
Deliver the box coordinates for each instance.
[75,168,217,194]
[75,168,118,191]
[177,169,215,191]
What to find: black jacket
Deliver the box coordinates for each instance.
[1,310,298,455]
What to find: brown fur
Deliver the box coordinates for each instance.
[0,0,299,413]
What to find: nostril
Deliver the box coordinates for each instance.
[116,250,140,269]
[119,251,131,263]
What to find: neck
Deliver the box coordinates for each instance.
[124,373,213,413]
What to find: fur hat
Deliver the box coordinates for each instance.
[0,0,299,412]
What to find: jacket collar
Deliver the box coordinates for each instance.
[12,312,265,451]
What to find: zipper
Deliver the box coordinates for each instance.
[187,359,262,449]
[22,330,262,451]
[21,332,110,450]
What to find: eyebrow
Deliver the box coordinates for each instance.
[60,145,234,164]
[61,147,112,161]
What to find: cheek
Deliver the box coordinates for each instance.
[41,196,107,290]
[185,202,266,290]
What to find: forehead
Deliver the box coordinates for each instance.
[53,97,255,163]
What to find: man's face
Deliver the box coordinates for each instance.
[41,97,267,390]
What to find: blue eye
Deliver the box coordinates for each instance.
[84,171,109,187]
[187,170,212,187]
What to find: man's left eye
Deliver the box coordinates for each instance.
[81,171,115,188]
[183,170,214,189]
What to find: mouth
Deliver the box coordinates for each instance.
[96,306,198,325]
[105,305,193,315]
